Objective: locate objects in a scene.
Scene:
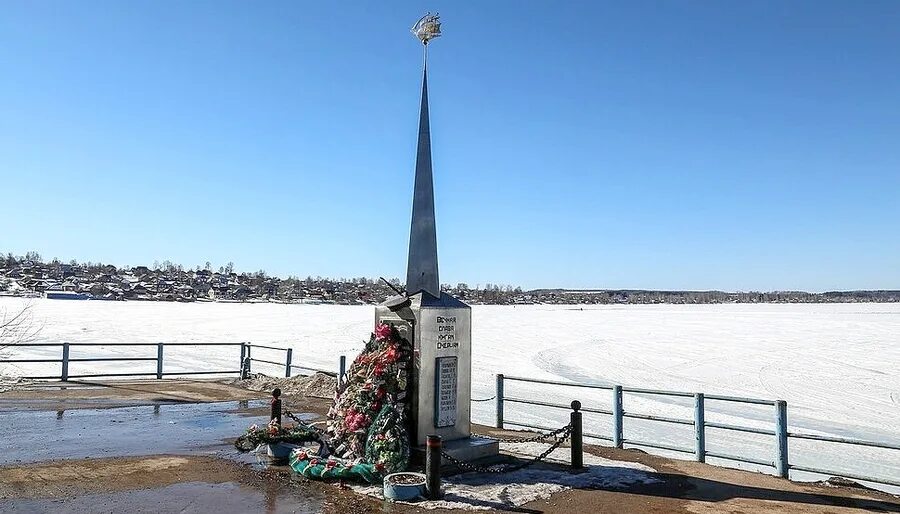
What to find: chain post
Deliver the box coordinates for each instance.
[426,435,442,500]
[271,388,282,425]
[570,400,583,469]
[338,355,347,387]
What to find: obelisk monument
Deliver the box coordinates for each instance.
[375,13,498,461]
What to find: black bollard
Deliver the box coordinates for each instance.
[425,435,442,500]
[570,400,583,469]
[271,388,282,425]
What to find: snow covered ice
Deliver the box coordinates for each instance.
[1,298,898,488]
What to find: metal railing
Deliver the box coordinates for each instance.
[495,374,900,490]
[1,342,346,383]
[241,343,343,379]
[1,342,245,380]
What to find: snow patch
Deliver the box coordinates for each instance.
[352,444,658,511]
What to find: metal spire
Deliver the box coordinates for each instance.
[406,14,442,298]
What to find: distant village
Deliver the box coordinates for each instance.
[0,252,897,305]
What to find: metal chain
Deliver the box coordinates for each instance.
[472,423,570,444]
[283,410,310,426]
[441,424,572,474]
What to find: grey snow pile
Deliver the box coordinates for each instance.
[0,375,31,393]
[354,441,659,510]
[231,372,337,398]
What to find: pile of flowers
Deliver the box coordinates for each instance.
[234,322,414,483]
[324,323,413,472]
[239,419,320,449]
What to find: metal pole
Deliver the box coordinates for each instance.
[694,393,705,462]
[242,343,251,379]
[570,400,583,469]
[285,348,293,378]
[239,343,246,373]
[775,400,789,478]
[338,355,346,386]
[612,385,624,448]
[496,373,505,429]
[156,343,164,380]
[271,388,282,425]
[425,435,442,500]
[61,343,70,381]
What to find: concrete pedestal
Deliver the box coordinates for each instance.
[377,292,498,462]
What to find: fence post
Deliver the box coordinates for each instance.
[570,400,583,469]
[242,343,252,379]
[239,343,246,373]
[338,355,346,386]
[775,400,789,478]
[496,374,505,429]
[285,348,293,378]
[242,357,251,379]
[612,385,624,448]
[694,393,705,462]
[61,343,70,381]
[156,343,164,380]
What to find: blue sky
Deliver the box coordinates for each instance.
[1,1,898,291]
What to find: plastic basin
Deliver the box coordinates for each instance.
[383,472,426,501]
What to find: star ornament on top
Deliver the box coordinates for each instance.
[412,13,442,45]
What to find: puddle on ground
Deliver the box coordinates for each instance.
[0,481,325,513]
[0,401,321,465]
[0,397,187,410]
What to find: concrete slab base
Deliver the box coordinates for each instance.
[412,436,499,465]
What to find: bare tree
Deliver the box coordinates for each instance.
[0,303,42,359]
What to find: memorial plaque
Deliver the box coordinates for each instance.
[434,356,458,427]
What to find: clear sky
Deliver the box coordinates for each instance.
[2,1,898,292]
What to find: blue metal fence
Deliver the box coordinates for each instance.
[1,343,343,381]
[496,374,900,490]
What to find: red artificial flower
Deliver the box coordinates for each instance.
[374,462,386,473]
[375,323,392,341]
